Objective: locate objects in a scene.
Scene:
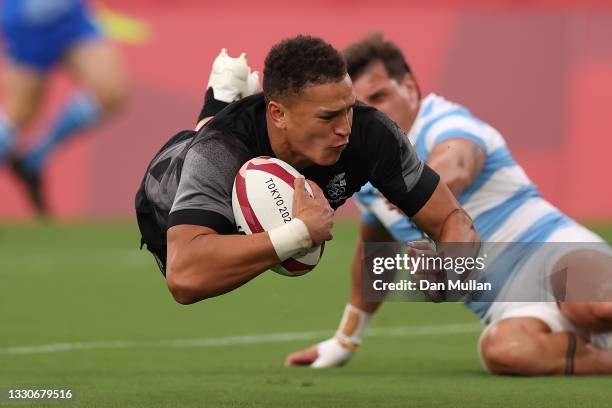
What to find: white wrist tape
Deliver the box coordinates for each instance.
[312,338,354,368]
[268,218,312,261]
[334,303,372,349]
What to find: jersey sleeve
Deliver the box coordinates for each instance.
[168,134,246,234]
[353,183,384,227]
[354,183,425,242]
[422,112,504,155]
[364,110,440,217]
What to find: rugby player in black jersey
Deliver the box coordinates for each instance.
[136,35,479,305]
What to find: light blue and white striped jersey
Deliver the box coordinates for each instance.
[355,93,571,244]
[355,94,573,316]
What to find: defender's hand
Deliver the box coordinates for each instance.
[285,338,354,368]
[408,240,447,302]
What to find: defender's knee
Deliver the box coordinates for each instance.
[481,323,549,375]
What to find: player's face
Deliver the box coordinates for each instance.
[284,75,356,166]
[352,60,419,132]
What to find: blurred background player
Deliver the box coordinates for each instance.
[285,33,612,376]
[0,0,126,215]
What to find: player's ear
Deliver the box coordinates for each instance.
[402,74,420,107]
[267,100,287,130]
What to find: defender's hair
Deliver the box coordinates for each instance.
[342,32,413,83]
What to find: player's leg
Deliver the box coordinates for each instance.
[65,38,127,117]
[3,61,47,129]
[551,249,612,332]
[480,316,612,375]
[6,6,111,213]
[0,58,47,163]
[559,302,612,333]
[196,48,260,131]
[20,37,125,176]
[544,223,612,333]
[1,61,49,213]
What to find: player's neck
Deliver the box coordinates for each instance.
[266,115,312,170]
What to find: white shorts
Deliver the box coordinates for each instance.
[477,223,612,371]
[482,222,611,304]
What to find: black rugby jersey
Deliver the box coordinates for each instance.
[136,93,439,271]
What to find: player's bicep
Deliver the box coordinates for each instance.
[428,137,485,196]
[167,224,218,270]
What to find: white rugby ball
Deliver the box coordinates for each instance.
[232,156,324,276]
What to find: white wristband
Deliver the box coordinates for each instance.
[268,218,312,261]
[334,303,372,349]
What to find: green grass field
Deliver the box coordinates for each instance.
[1,221,612,407]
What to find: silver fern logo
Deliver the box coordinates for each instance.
[326,172,347,199]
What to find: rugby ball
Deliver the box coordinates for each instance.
[232,156,324,276]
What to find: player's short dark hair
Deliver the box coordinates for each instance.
[342,32,413,83]
[263,35,347,103]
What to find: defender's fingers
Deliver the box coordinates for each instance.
[285,347,319,367]
[408,240,434,250]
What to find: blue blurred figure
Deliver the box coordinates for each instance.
[0,0,126,215]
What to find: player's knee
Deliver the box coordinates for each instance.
[6,101,39,129]
[483,339,524,374]
[482,327,544,375]
[94,82,128,115]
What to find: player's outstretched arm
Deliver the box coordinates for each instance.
[285,222,393,368]
[349,222,395,313]
[427,138,485,197]
[166,225,280,304]
[411,180,478,243]
[166,178,333,304]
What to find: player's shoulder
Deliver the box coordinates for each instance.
[352,101,404,140]
[186,125,251,168]
[413,93,505,152]
[418,93,477,124]
[206,93,266,132]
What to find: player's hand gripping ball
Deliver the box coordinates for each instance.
[232,157,324,276]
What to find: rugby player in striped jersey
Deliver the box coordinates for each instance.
[286,33,612,376]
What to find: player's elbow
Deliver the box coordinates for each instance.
[442,171,472,197]
[166,274,199,305]
[166,264,214,304]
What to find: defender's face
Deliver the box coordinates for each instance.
[284,74,355,166]
[352,60,419,131]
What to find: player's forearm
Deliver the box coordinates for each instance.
[427,139,486,197]
[167,232,279,304]
[428,158,472,197]
[412,182,479,244]
[350,239,383,314]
